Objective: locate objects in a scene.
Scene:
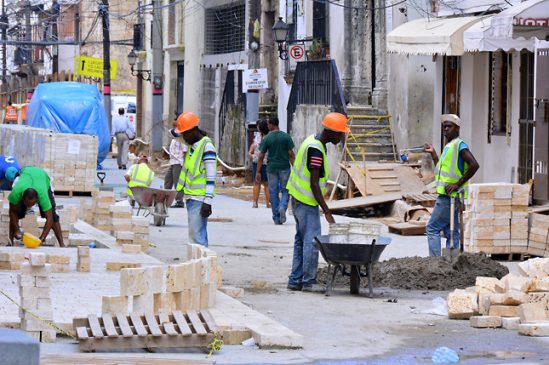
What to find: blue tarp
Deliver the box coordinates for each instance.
[26,82,110,165]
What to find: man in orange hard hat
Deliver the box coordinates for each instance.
[286,112,349,292]
[172,112,217,247]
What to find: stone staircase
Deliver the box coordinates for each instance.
[346,106,396,162]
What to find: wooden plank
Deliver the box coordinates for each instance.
[75,326,89,339]
[145,313,163,337]
[87,315,104,338]
[42,354,214,365]
[76,333,214,352]
[115,314,134,337]
[157,312,177,336]
[130,313,148,337]
[101,313,119,337]
[187,310,207,335]
[172,310,192,336]
[328,192,402,210]
[200,310,219,333]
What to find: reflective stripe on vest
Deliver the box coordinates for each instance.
[5,106,17,121]
[434,138,469,198]
[176,136,216,196]
[287,135,328,206]
[127,163,154,197]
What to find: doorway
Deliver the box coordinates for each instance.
[176,63,184,116]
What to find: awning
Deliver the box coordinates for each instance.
[387,16,484,56]
[463,0,549,52]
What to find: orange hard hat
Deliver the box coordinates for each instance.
[175,112,200,133]
[322,112,350,133]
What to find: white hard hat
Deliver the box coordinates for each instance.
[440,114,460,127]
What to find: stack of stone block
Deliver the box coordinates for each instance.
[67,233,95,247]
[109,204,132,234]
[19,253,55,342]
[528,214,549,257]
[116,231,135,246]
[91,191,115,232]
[0,201,9,240]
[447,257,549,337]
[57,206,79,244]
[0,252,24,270]
[45,255,70,273]
[131,216,150,252]
[464,183,530,255]
[102,244,222,316]
[77,246,90,272]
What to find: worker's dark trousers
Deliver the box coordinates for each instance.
[164,164,184,204]
[426,195,460,256]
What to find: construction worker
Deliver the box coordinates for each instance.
[425,114,479,257]
[124,153,155,204]
[4,101,18,124]
[8,166,64,246]
[174,112,217,247]
[0,155,21,190]
[164,119,187,208]
[286,112,349,292]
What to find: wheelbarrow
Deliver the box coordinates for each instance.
[130,186,178,226]
[314,235,391,297]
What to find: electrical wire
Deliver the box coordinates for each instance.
[311,0,408,11]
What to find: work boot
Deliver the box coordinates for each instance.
[301,284,325,293]
[279,208,286,224]
[287,284,302,291]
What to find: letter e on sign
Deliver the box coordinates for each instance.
[289,45,305,61]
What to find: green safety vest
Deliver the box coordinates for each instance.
[127,163,154,197]
[287,135,329,206]
[176,136,216,196]
[434,138,469,198]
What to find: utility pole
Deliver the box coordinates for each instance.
[151,0,163,152]
[100,0,112,132]
[136,0,143,137]
[1,0,7,83]
[51,0,59,76]
[25,0,32,78]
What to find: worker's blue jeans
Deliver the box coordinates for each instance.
[267,168,290,224]
[288,198,321,287]
[426,195,460,256]
[186,199,208,247]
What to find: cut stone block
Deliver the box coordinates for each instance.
[501,317,521,330]
[447,289,478,319]
[50,263,70,273]
[19,286,50,299]
[469,315,502,328]
[190,287,200,310]
[496,274,531,293]
[17,275,35,288]
[519,303,548,323]
[28,253,46,267]
[153,293,176,312]
[102,295,129,315]
[528,292,549,305]
[106,262,141,271]
[529,277,549,292]
[77,257,91,272]
[518,323,549,337]
[120,268,147,296]
[132,294,153,314]
[0,262,22,270]
[34,276,51,288]
[488,305,520,317]
[122,244,141,254]
[475,277,500,294]
[478,293,491,315]
[200,258,212,283]
[166,263,192,292]
[20,263,51,276]
[77,246,90,257]
[40,330,56,343]
[200,284,210,309]
[173,289,191,312]
[115,231,135,240]
[145,266,164,294]
[46,255,70,265]
[20,319,52,331]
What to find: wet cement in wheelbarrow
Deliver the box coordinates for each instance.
[317,253,509,290]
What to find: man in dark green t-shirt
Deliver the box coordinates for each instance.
[8,166,64,246]
[256,118,295,225]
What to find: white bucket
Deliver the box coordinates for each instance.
[328,223,349,244]
[347,222,381,244]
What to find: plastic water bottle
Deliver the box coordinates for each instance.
[88,242,97,248]
[432,346,459,363]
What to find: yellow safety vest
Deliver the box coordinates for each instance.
[434,138,469,198]
[127,163,154,197]
[176,136,216,197]
[287,135,329,206]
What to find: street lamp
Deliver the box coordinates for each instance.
[127,49,151,82]
[272,17,289,60]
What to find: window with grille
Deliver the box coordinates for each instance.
[205,1,245,55]
[488,51,512,139]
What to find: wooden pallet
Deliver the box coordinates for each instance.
[73,310,218,352]
[489,253,543,262]
[387,222,426,236]
[403,193,438,207]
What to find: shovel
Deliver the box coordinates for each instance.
[449,188,465,256]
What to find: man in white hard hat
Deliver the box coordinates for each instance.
[424,114,479,257]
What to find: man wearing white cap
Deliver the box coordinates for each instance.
[424,114,479,257]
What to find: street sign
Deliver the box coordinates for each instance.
[74,56,118,80]
[289,44,305,61]
[242,68,268,93]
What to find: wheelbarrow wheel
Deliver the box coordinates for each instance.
[350,265,360,295]
[153,202,166,226]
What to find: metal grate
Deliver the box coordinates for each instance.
[204,1,245,55]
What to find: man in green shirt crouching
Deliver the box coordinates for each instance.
[8,166,65,246]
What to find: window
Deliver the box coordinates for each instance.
[488,51,512,139]
[205,2,245,55]
[313,0,329,43]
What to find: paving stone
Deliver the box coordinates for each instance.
[519,303,548,322]
[518,323,549,337]
[448,289,478,319]
[46,255,70,265]
[501,317,521,330]
[470,315,502,328]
